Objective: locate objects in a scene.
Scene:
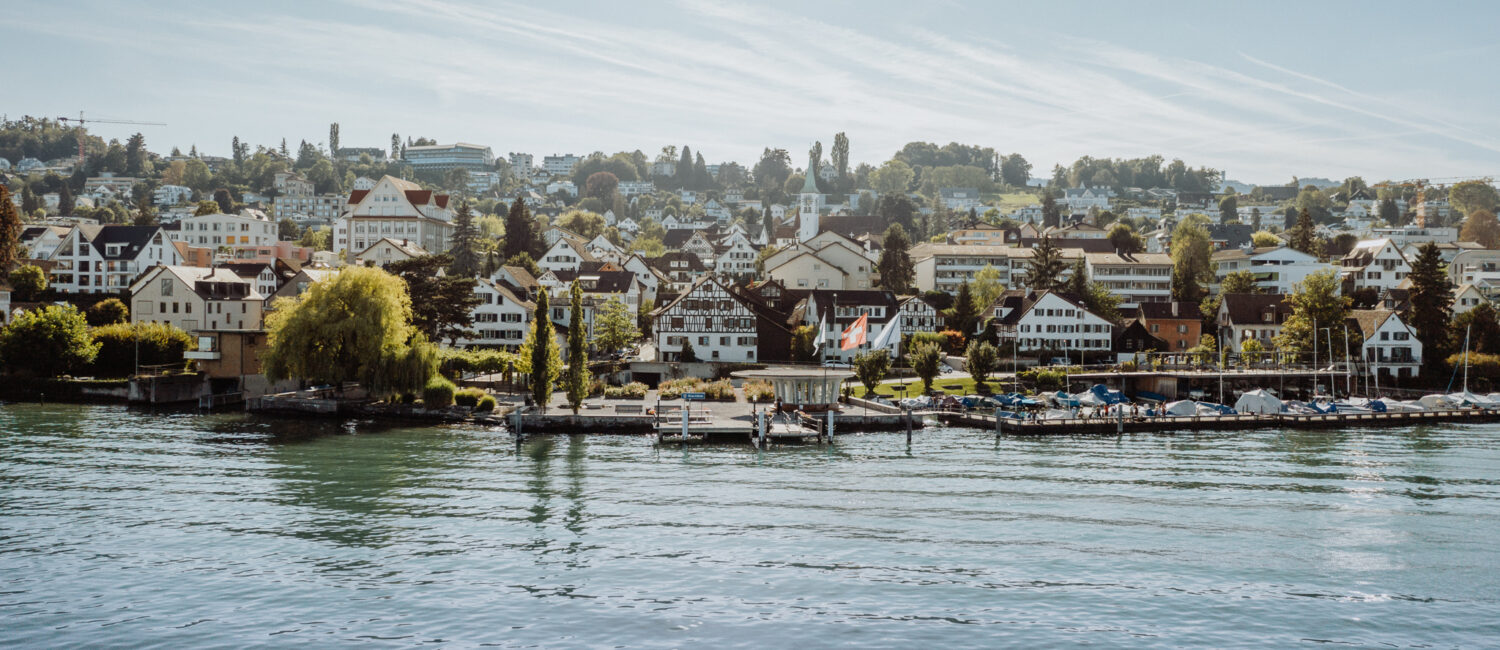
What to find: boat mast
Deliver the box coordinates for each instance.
[1463,323,1472,394]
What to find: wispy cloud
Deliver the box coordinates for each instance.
[6,0,1497,183]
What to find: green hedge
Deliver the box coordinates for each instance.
[89,322,194,378]
[422,377,456,407]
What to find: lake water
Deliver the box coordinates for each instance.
[2,403,1499,647]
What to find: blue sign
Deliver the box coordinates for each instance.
[682,392,706,400]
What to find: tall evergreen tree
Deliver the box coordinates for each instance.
[448,200,480,276]
[279,138,289,157]
[0,186,21,269]
[1041,192,1061,229]
[125,133,148,176]
[1287,208,1322,258]
[329,122,340,156]
[1408,242,1454,373]
[951,281,979,336]
[831,132,850,178]
[58,184,75,216]
[761,204,775,242]
[1378,197,1401,227]
[677,145,693,190]
[502,196,536,259]
[1065,258,1090,297]
[877,223,915,293]
[529,289,558,409]
[693,152,710,190]
[213,188,235,214]
[21,186,39,214]
[391,133,401,161]
[565,280,589,413]
[1025,236,1067,292]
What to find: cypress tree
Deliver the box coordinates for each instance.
[58,184,75,216]
[503,196,534,260]
[677,146,693,190]
[951,281,979,337]
[0,186,22,269]
[1408,242,1453,374]
[877,223,914,292]
[565,280,589,413]
[529,289,557,409]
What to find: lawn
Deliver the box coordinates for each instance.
[986,192,1040,211]
[849,375,1017,399]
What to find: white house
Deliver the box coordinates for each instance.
[1452,283,1488,315]
[459,279,534,350]
[354,238,427,267]
[653,276,760,362]
[1059,186,1113,212]
[48,225,183,294]
[170,208,278,250]
[333,175,455,261]
[129,265,265,333]
[1084,252,1173,307]
[1212,245,1336,295]
[1216,293,1294,354]
[993,291,1115,353]
[1352,309,1421,380]
[940,188,982,211]
[152,184,193,206]
[712,232,759,277]
[1341,239,1410,293]
[538,236,596,273]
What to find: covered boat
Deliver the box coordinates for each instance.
[1195,402,1236,416]
[1162,400,1197,416]
[1233,389,1283,414]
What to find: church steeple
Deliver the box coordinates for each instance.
[798,147,822,242]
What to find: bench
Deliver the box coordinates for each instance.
[614,404,644,414]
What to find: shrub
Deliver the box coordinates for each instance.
[0,304,99,377]
[589,376,607,397]
[743,380,775,402]
[454,387,487,407]
[86,298,129,326]
[657,377,700,399]
[1034,369,1066,391]
[604,382,648,398]
[476,395,497,412]
[422,377,456,407]
[88,322,192,378]
[701,379,735,400]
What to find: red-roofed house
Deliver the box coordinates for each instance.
[333,175,455,261]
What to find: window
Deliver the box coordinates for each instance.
[160,278,173,296]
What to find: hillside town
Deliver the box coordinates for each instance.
[2,117,1499,409]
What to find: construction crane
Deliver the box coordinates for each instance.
[55,111,166,167]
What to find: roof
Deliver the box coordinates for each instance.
[1350,309,1405,339]
[1084,252,1171,266]
[1219,293,1294,325]
[500,264,537,288]
[220,262,274,279]
[479,278,535,310]
[996,290,1100,326]
[1017,237,1114,253]
[359,237,427,258]
[806,289,900,325]
[551,269,636,293]
[1212,246,1284,261]
[137,265,263,300]
[75,225,165,260]
[818,215,886,238]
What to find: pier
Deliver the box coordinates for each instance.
[942,407,1500,435]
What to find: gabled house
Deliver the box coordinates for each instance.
[538,235,596,273]
[1452,283,1488,315]
[459,279,534,350]
[653,276,762,362]
[993,291,1115,353]
[1216,293,1293,353]
[1341,239,1410,293]
[130,265,265,334]
[648,251,709,293]
[48,225,183,294]
[1352,309,1421,380]
[334,175,454,260]
[355,238,426,267]
[712,232,759,277]
[1138,301,1201,352]
[1114,319,1169,363]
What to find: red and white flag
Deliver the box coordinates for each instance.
[840,314,869,351]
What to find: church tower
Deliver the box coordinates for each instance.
[797,160,821,242]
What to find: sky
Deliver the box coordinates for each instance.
[6,0,1500,185]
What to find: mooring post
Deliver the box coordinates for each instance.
[905,406,913,441]
[826,409,835,443]
[681,406,689,439]
[757,409,766,449]
[1117,405,1123,435]
[994,407,1002,438]
[513,406,523,447]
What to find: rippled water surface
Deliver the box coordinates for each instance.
[3,403,1500,647]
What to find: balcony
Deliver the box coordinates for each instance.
[184,350,221,360]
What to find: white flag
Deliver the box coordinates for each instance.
[812,308,827,352]
[868,315,900,352]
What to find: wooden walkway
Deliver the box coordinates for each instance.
[942,408,1500,435]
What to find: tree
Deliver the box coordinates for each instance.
[124,133,149,177]
[0,304,99,377]
[505,251,540,276]
[999,153,1032,187]
[592,298,638,354]
[965,340,998,388]
[565,281,589,413]
[909,341,944,394]
[1449,180,1500,217]
[1461,209,1500,248]
[1188,333,1219,367]
[213,189,235,214]
[693,152,711,190]
[502,197,538,259]
[449,201,480,276]
[262,267,436,397]
[971,265,1006,316]
[555,209,605,240]
[1240,338,1266,366]
[877,223,915,292]
[584,171,619,203]
[0,186,20,269]
[58,184,74,216]
[1453,302,1500,356]
[86,298,129,326]
[831,132,850,179]
[523,289,560,408]
[89,322,193,377]
[1221,269,1261,294]
[1041,192,1061,229]
[1170,218,1213,301]
[1273,269,1352,356]
[753,148,792,202]
[1378,197,1402,227]
[1250,206,1262,231]
[1251,230,1281,247]
[386,254,481,344]
[329,122,340,157]
[637,297,654,338]
[8,264,47,300]
[679,337,699,363]
[1218,193,1238,223]
[790,324,818,362]
[950,281,979,336]
[842,350,885,399]
[1408,242,1454,372]
[1107,222,1142,254]
[1025,236,1067,292]
[874,193,919,233]
[868,160,914,195]
[298,226,331,251]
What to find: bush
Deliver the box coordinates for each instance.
[454,387,487,407]
[86,298,129,327]
[0,304,99,377]
[476,395,497,412]
[604,382,648,399]
[589,376,607,397]
[422,377,456,407]
[701,379,735,400]
[88,322,192,378]
[658,377,736,400]
[743,380,775,402]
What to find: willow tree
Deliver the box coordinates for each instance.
[261,266,435,398]
[564,280,589,413]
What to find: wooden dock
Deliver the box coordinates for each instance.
[941,408,1500,435]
